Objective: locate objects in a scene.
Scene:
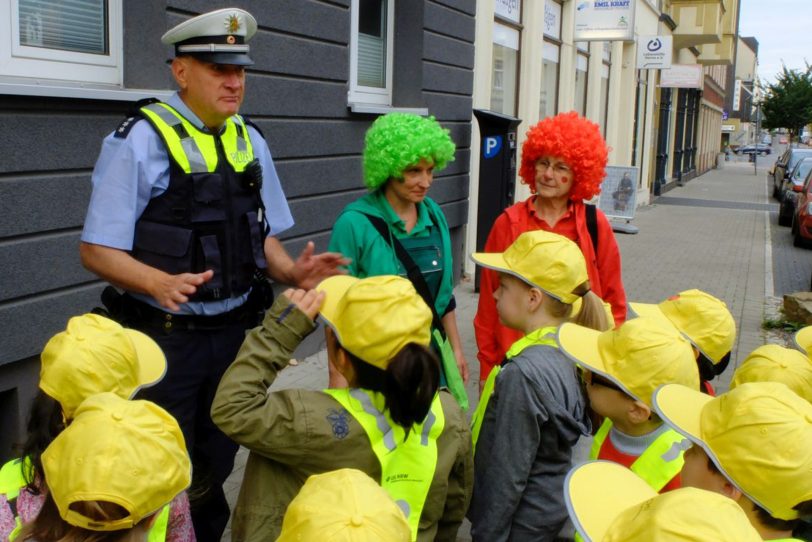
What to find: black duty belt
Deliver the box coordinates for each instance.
[120,294,253,332]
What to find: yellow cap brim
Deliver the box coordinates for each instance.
[652,383,713,446]
[565,461,657,542]
[124,329,166,393]
[793,326,812,354]
[316,275,360,332]
[470,252,533,286]
[556,323,638,399]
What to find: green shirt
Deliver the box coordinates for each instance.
[328,190,454,315]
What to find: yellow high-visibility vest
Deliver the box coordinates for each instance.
[590,419,690,491]
[324,388,444,541]
[471,326,558,449]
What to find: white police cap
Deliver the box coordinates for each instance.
[161,8,258,66]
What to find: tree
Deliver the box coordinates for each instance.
[761,64,812,143]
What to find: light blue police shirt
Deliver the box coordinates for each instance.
[81,92,294,315]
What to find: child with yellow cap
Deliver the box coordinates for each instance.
[730,343,812,403]
[0,314,194,542]
[564,461,762,541]
[16,393,191,542]
[793,324,812,354]
[211,276,472,542]
[652,381,812,541]
[557,317,699,493]
[276,469,411,542]
[630,289,736,395]
[466,230,609,541]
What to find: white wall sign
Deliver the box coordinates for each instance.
[660,64,703,88]
[544,1,562,39]
[636,35,672,69]
[732,79,742,111]
[495,0,521,24]
[574,0,635,42]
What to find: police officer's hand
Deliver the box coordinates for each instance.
[151,270,214,312]
[282,288,325,320]
[291,241,351,290]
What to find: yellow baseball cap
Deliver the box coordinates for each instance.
[471,230,588,304]
[317,276,432,370]
[42,393,191,531]
[277,469,410,542]
[793,325,812,354]
[566,461,761,542]
[730,344,812,403]
[39,313,166,419]
[629,289,736,365]
[653,381,812,520]
[557,317,698,406]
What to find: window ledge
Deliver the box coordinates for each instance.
[348,102,429,116]
[0,78,173,102]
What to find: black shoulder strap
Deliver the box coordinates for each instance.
[243,117,265,139]
[585,203,599,255]
[363,214,446,337]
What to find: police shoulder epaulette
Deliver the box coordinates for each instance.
[114,115,144,139]
[115,97,161,139]
[243,117,266,139]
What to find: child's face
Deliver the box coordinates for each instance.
[494,273,530,330]
[681,443,730,494]
[584,370,633,420]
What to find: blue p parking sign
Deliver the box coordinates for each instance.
[483,135,502,159]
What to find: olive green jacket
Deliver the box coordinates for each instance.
[211,296,474,542]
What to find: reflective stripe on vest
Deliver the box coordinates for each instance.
[471,327,558,449]
[590,419,690,491]
[324,388,444,541]
[139,102,254,174]
[146,504,170,542]
[0,458,27,541]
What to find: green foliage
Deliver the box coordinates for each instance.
[762,315,804,333]
[761,64,812,141]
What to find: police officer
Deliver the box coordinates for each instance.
[79,8,346,541]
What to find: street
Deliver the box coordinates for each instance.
[222,147,811,541]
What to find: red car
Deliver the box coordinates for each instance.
[792,168,812,247]
[780,136,789,144]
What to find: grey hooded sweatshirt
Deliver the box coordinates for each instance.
[469,343,591,542]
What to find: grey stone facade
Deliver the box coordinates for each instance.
[0,0,475,460]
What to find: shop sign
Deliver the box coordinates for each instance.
[660,64,703,89]
[574,0,635,41]
[637,35,672,69]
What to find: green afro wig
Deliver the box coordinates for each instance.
[362,112,456,190]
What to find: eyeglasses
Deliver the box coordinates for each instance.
[535,159,572,179]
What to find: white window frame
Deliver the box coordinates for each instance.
[348,0,394,108]
[1,0,123,88]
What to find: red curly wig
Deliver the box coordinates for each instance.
[518,112,609,201]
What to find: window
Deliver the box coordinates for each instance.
[574,42,589,116]
[349,0,394,107]
[539,1,561,120]
[598,42,611,136]
[490,23,519,116]
[1,0,122,86]
[631,70,648,173]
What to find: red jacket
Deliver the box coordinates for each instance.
[474,198,627,381]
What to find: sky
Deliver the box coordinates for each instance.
[738,0,812,86]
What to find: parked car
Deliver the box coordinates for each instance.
[780,136,789,144]
[792,168,812,247]
[771,148,812,199]
[737,143,772,155]
[778,158,812,226]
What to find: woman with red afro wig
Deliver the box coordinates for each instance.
[474,112,628,384]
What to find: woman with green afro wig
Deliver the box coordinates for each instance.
[362,113,456,190]
[328,112,469,392]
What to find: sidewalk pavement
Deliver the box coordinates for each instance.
[222,158,782,541]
